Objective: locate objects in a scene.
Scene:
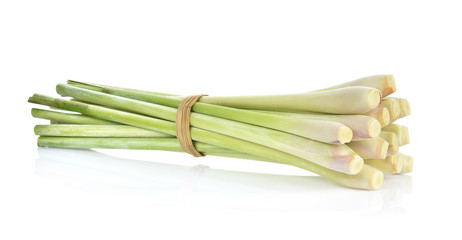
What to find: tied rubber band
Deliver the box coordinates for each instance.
[176,94,208,157]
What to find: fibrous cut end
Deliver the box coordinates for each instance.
[348,155,364,175]
[338,126,353,144]
[385,99,401,121]
[377,140,389,159]
[399,98,411,117]
[367,89,382,110]
[383,74,397,97]
[369,170,384,190]
[367,119,381,138]
[380,107,391,127]
[404,156,413,173]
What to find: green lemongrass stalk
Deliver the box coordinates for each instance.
[197,86,381,114]
[257,111,381,140]
[35,125,172,138]
[66,81,352,144]
[89,79,380,115]
[379,131,399,155]
[364,106,390,127]
[364,155,403,174]
[37,136,271,161]
[37,136,383,189]
[38,137,235,154]
[347,137,389,159]
[32,108,118,125]
[394,153,413,173]
[387,97,411,119]
[54,85,362,174]
[315,74,396,97]
[28,95,373,188]
[382,124,409,146]
[380,98,401,122]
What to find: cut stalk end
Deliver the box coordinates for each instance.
[370,170,384,190]
[396,153,413,173]
[367,119,381,138]
[377,140,389,159]
[364,106,390,127]
[380,131,399,154]
[364,156,402,174]
[338,126,353,144]
[399,98,411,117]
[380,107,391,127]
[385,99,401,121]
[348,155,364,175]
[384,75,397,97]
[395,156,404,173]
[403,156,413,173]
[368,89,382,110]
[347,137,389,159]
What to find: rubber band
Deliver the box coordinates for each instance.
[175,94,208,157]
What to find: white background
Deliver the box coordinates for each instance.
[1,0,461,239]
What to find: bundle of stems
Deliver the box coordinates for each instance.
[29,74,412,190]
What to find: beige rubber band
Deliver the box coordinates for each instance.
[176,94,208,157]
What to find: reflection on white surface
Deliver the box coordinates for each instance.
[35,148,412,214]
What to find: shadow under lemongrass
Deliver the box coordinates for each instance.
[34,148,412,215]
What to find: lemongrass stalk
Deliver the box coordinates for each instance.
[36,135,382,189]
[38,137,234,153]
[387,97,411,118]
[380,98,401,122]
[37,136,268,162]
[66,81,352,144]
[315,74,396,97]
[347,137,389,159]
[364,155,403,174]
[197,86,381,114]
[35,124,172,138]
[28,95,366,182]
[258,111,381,140]
[32,108,118,125]
[394,152,413,173]
[54,85,362,174]
[379,131,399,155]
[364,106,390,127]
[332,164,383,190]
[382,124,409,146]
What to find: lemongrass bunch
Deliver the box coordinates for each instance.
[29,74,412,190]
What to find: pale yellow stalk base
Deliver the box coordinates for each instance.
[199,86,381,114]
[367,119,381,139]
[394,152,413,173]
[316,74,396,97]
[338,126,354,144]
[382,124,409,146]
[399,98,411,117]
[347,137,389,159]
[380,131,399,154]
[333,164,383,190]
[365,155,403,174]
[348,155,365,175]
[263,111,381,140]
[364,106,390,127]
[387,97,411,118]
[381,99,401,122]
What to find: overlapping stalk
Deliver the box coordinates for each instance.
[29,74,412,190]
